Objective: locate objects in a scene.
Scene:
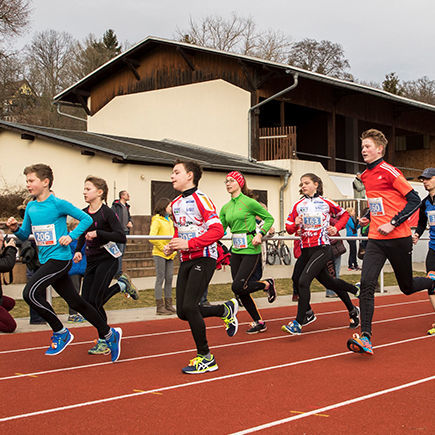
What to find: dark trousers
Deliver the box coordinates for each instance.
[82,256,120,323]
[230,253,265,322]
[347,239,358,268]
[293,246,357,325]
[23,259,110,337]
[360,237,435,336]
[176,257,224,355]
[0,295,16,333]
[426,248,435,278]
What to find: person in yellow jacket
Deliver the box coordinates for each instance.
[149,198,177,314]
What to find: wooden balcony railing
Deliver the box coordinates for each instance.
[258,126,297,161]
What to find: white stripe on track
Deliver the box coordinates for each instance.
[0,335,432,423]
[0,298,427,355]
[1,311,433,382]
[230,374,435,434]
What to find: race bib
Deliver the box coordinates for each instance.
[428,210,435,227]
[368,197,385,216]
[103,241,122,258]
[32,224,56,246]
[302,213,323,229]
[232,233,248,249]
[178,225,198,241]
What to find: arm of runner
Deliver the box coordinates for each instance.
[96,208,127,244]
[59,199,93,240]
[414,199,428,241]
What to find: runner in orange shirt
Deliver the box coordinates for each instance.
[347,129,435,355]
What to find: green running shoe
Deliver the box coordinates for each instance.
[88,339,111,355]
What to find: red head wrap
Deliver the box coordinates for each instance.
[227,171,245,188]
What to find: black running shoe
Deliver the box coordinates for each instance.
[301,309,317,326]
[265,278,276,303]
[349,306,360,329]
[246,321,267,334]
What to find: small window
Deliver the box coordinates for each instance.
[151,181,178,214]
[253,189,268,207]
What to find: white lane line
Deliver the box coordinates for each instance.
[230,375,435,434]
[0,299,427,355]
[0,335,432,423]
[1,311,433,382]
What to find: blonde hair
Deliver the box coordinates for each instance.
[361,129,388,155]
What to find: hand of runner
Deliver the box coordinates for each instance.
[59,235,72,246]
[359,217,369,226]
[251,233,262,246]
[73,252,82,263]
[6,217,18,231]
[327,226,338,236]
[295,215,303,225]
[85,231,97,240]
[412,233,419,244]
[377,222,395,236]
[163,244,174,256]
[169,238,189,251]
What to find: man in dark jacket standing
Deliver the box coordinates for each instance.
[111,190,133,276]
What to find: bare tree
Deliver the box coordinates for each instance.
[401,76,435,105]
[288,38,352,80]
[176,14,291,62]
[0,0,30,38]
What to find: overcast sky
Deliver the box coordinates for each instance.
[14,0,435,84]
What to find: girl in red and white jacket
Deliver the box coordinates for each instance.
[282,173,360,335]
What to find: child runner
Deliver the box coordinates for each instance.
[413,167,435,335]
[347,130,435,355]
[282,173,360,335]
[74,176,138,355]
[7,164,122,361]
[220,171,276,334]
[164,160,238,374]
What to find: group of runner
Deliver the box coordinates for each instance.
[5,128,435,372]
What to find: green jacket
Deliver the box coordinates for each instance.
[220,193,274,254]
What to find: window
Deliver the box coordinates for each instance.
[151,181,178,214]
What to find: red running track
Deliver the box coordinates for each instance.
[1,293,434,434]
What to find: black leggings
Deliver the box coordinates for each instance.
[230,253,266,322]
[347,239,358,268]
[23,259,110,337]
[426,248,435,278]
[176,257,225,355]
[82,256,120,322]
[360,237,435,336]
[294,246,358,325]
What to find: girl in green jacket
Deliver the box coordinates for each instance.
[220,171,276,334]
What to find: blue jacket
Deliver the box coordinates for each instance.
[68,239,86,276]
[345,216,360,237]
[416,194,435,251]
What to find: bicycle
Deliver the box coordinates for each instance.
[265,231,291,265]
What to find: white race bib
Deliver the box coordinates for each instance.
[32,224,56,246]
[232,233,248,249]
[428,210,435,227]
[178,225,198,241]
[302,213,323,230]
[103,241,122,258]
[368,197,385,216]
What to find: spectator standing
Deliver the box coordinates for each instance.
[353,172,366,199]
[345,207,360,270]
[149,198,176,315]
[111,190,133,276]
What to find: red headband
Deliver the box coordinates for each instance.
[227,171,245,188]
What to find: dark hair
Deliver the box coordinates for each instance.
[361,129,388,155]
[24,164,54,188]
[118,190,127,198]
[85,175,108,203]
[153,197,171,216]
[174,159,202,186]
[300,173,323,196]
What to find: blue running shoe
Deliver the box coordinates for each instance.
[45,329,74,356]
[118,273,139,300]
[427,271,435,281]
[105,327,122,362]
[281,320,302,335]
[347,333,373,355]
[182,354,218,374]
[221,298,239,337]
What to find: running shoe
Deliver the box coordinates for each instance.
[45,329,74,356]
[301,309,317,326]
[349,306,360,329]
[281,320,302,335]
[246,320,267,334]
[118,273,139,300]
[264,278,276,303]
[355,282,361,298]
[347,333,373,355]
[67,314,85,323]
[427,271,435,280]
[427,323,435,335]
[221,298,239,337]
[182,354,218,374]
[105,327,122,362]
[88,339,111,355]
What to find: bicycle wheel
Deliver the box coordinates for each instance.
[266,242,277,265]
[280,244,291,265]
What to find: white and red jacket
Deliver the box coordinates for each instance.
[171,187,224,262]
[286,194,349,248]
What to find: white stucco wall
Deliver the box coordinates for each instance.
[88,79,251,157]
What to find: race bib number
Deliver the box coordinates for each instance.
[428,210,435,227]
[103,241,122,258]
[178,225,198,241]
[302,213,323,229]
[32,224,56,246]
[232,233,248,249]
[368,197,385,216]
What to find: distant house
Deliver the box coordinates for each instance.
[2,79,36,122]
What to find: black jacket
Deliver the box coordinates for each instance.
[0,246,17,304]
